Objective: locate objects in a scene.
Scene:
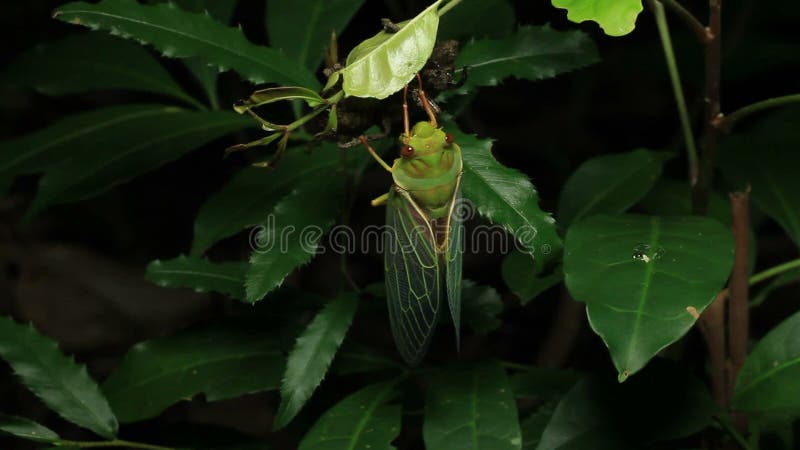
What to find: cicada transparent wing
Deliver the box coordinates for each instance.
[444,174,464,350]
[385,187,442,365]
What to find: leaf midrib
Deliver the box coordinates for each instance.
[346,383,394,449]
[149,268,243,284]
[735,356,800,400]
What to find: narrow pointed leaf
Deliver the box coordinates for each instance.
[733,309,800,413]
[551,0,644,37]
[267,0,365,70]
[557,149,671,228]
[424,362,522,450]
[456,25,599,93]
[1,33,199,107]
[0,316,118,438]
[145,255,247,300]
[298,381,401,450]
[438,0,515,41]
[0,414,60,443]
[340,0,442,98]
[454,127,561,265]
[102,326,284,423]
[24,109,252,219]
[0,105,181,183]
[274,294,359,429]
[564,214,734,380]
[54,0,319,88]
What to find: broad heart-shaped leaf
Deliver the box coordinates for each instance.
[424,362,522,450]
[298,381,401,450]
[0,316,118,438]
[274,294,359,429]
[733,309,800,414]
[145,256,247,300]
[557,149,671,228]
[551,0,644,37]
[456,25,599,93]
[454,127,561,266]
[437,0,515,41]
[102,325,284,423]
[719,109,800,247]
[0,104,180,184]
[24,109,252,220]
[267,0,365,71]
[0,414,60,443]
[501,250,562,304]
[54,0,319,89]
[537,360,716,450]
[462,279,503,334]
[340,0,442,99]
[564,214,734,381]
[1,33,200,108]
[191,144,348,255]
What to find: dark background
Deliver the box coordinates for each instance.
[1,0,798,448]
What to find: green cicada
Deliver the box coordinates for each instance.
[359,75,463,365]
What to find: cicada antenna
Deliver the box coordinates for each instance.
[416,73,437,128]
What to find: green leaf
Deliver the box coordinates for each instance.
[274,294,359,429]
[462,279,503,334]
[424,362,522,450]
[520,403,556,450]
[145,255,247,300]
[340,0,442,99]
[733,309,800,414]
[751,267,800,307]
[24,109,252,219]
[438,0,515,41]
[537,360,716,449]
[0,105,180,183]
[0,316,118,438]
[191,145,345,255]
[267,0,365,70]
[557,149,670,228]
[233,86,326,114]
[102,326,284,423]
[455,127,561,265]
[298,381,401,450]
[501,250,562,304]
[456,25,599,93]
[564,214,734,381]
[1,33,200,108]
[0,414,60,443]
[509,368,582,399]
[332,342,402,375]
[719,109,800,247]
[551,0,644,37]
[54,0,319,88]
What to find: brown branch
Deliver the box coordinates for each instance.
[536,287,584,368]
[728,189,750,432]
[660,0,711,43]
[697,291,728,407]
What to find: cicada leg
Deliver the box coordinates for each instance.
[358,135,393,173]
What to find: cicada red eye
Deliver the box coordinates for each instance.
[445,133,455,145]
[401,145,415,157]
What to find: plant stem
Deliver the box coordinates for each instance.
[649,0,700,184]
[660,0,709,42]
[437,0,463,17]
[722,93,800,130]
[57,439,175,450]
[749,258,800,285]
[727,190,750,415]
[698,291,728,407]
[691,0,722,215]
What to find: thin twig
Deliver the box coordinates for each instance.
[749,257,800,285]
[648,0,700,184]
[721,93,800,131]
[660,0,710,42]
[437,0,464,17]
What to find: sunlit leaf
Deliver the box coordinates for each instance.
[424,362,522,450]
[102,326,284,423]
[564,214,734,380]
[457,25,599,93]
[54,0,318,88]
[340,0,442,98]
[274,294,359,429]
[298,381,401,450]
[0,316,118,438]
[551,0,644,36]
[145,255,247,300]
